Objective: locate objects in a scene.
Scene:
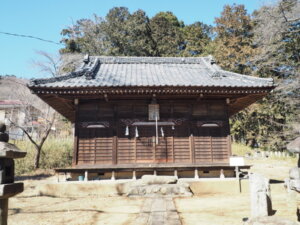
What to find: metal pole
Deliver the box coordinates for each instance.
[0,199,8,225]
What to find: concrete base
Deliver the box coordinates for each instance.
[32,178,248,197]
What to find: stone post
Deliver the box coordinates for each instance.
[249,173,272,218]
[286,137,300,221]
[0,123,26,225]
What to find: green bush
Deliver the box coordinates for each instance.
[13,137,73,175]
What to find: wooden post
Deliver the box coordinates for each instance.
[0,199,8,225]
[72,98,79,166]
[190,136,195,163]
[153,137,156,163]
[227,135,232,158]
[172,136,175,163]
[134,138,137,163]
[210,136,213,162]
[112,136,117,164]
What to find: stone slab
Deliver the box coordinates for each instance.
[141,175,177,185]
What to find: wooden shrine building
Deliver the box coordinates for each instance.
[29,56,275,178]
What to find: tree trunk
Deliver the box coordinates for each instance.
[34,146,41,169]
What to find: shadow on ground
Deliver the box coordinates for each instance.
[15,173,52,181]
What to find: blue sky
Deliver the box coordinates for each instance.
[0,0,268,79]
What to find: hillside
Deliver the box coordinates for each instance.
[0,75,47,112]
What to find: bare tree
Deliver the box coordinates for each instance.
[252,0,300,136]
[32,51,61,77]
[5,79,57,169]
[32,51,83,77]
[9,111,56,169]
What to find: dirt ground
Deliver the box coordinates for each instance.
[8,157,299,225]
[9,196,143,225]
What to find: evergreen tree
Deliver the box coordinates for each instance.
[59,7,211,58]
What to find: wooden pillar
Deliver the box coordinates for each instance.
[72,98,79,166]
[0,199,8,225]
[134,138,137,163]
[112,136,117,164]
[227,135,232,158]
[93,132,97,165]
[210,136,213,162]
[172,136,175,163]
[189,136,195,163]
[153,138,156,163]
[113,105,118,165]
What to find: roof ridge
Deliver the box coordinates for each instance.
[91,56,214,64]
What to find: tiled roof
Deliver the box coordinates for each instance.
[29,56,274,89]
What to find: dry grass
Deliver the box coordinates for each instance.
[13,137,73,175]
[232,142,297,163]
[232,142,253,156]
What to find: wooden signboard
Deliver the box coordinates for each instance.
[148,104,159,121]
